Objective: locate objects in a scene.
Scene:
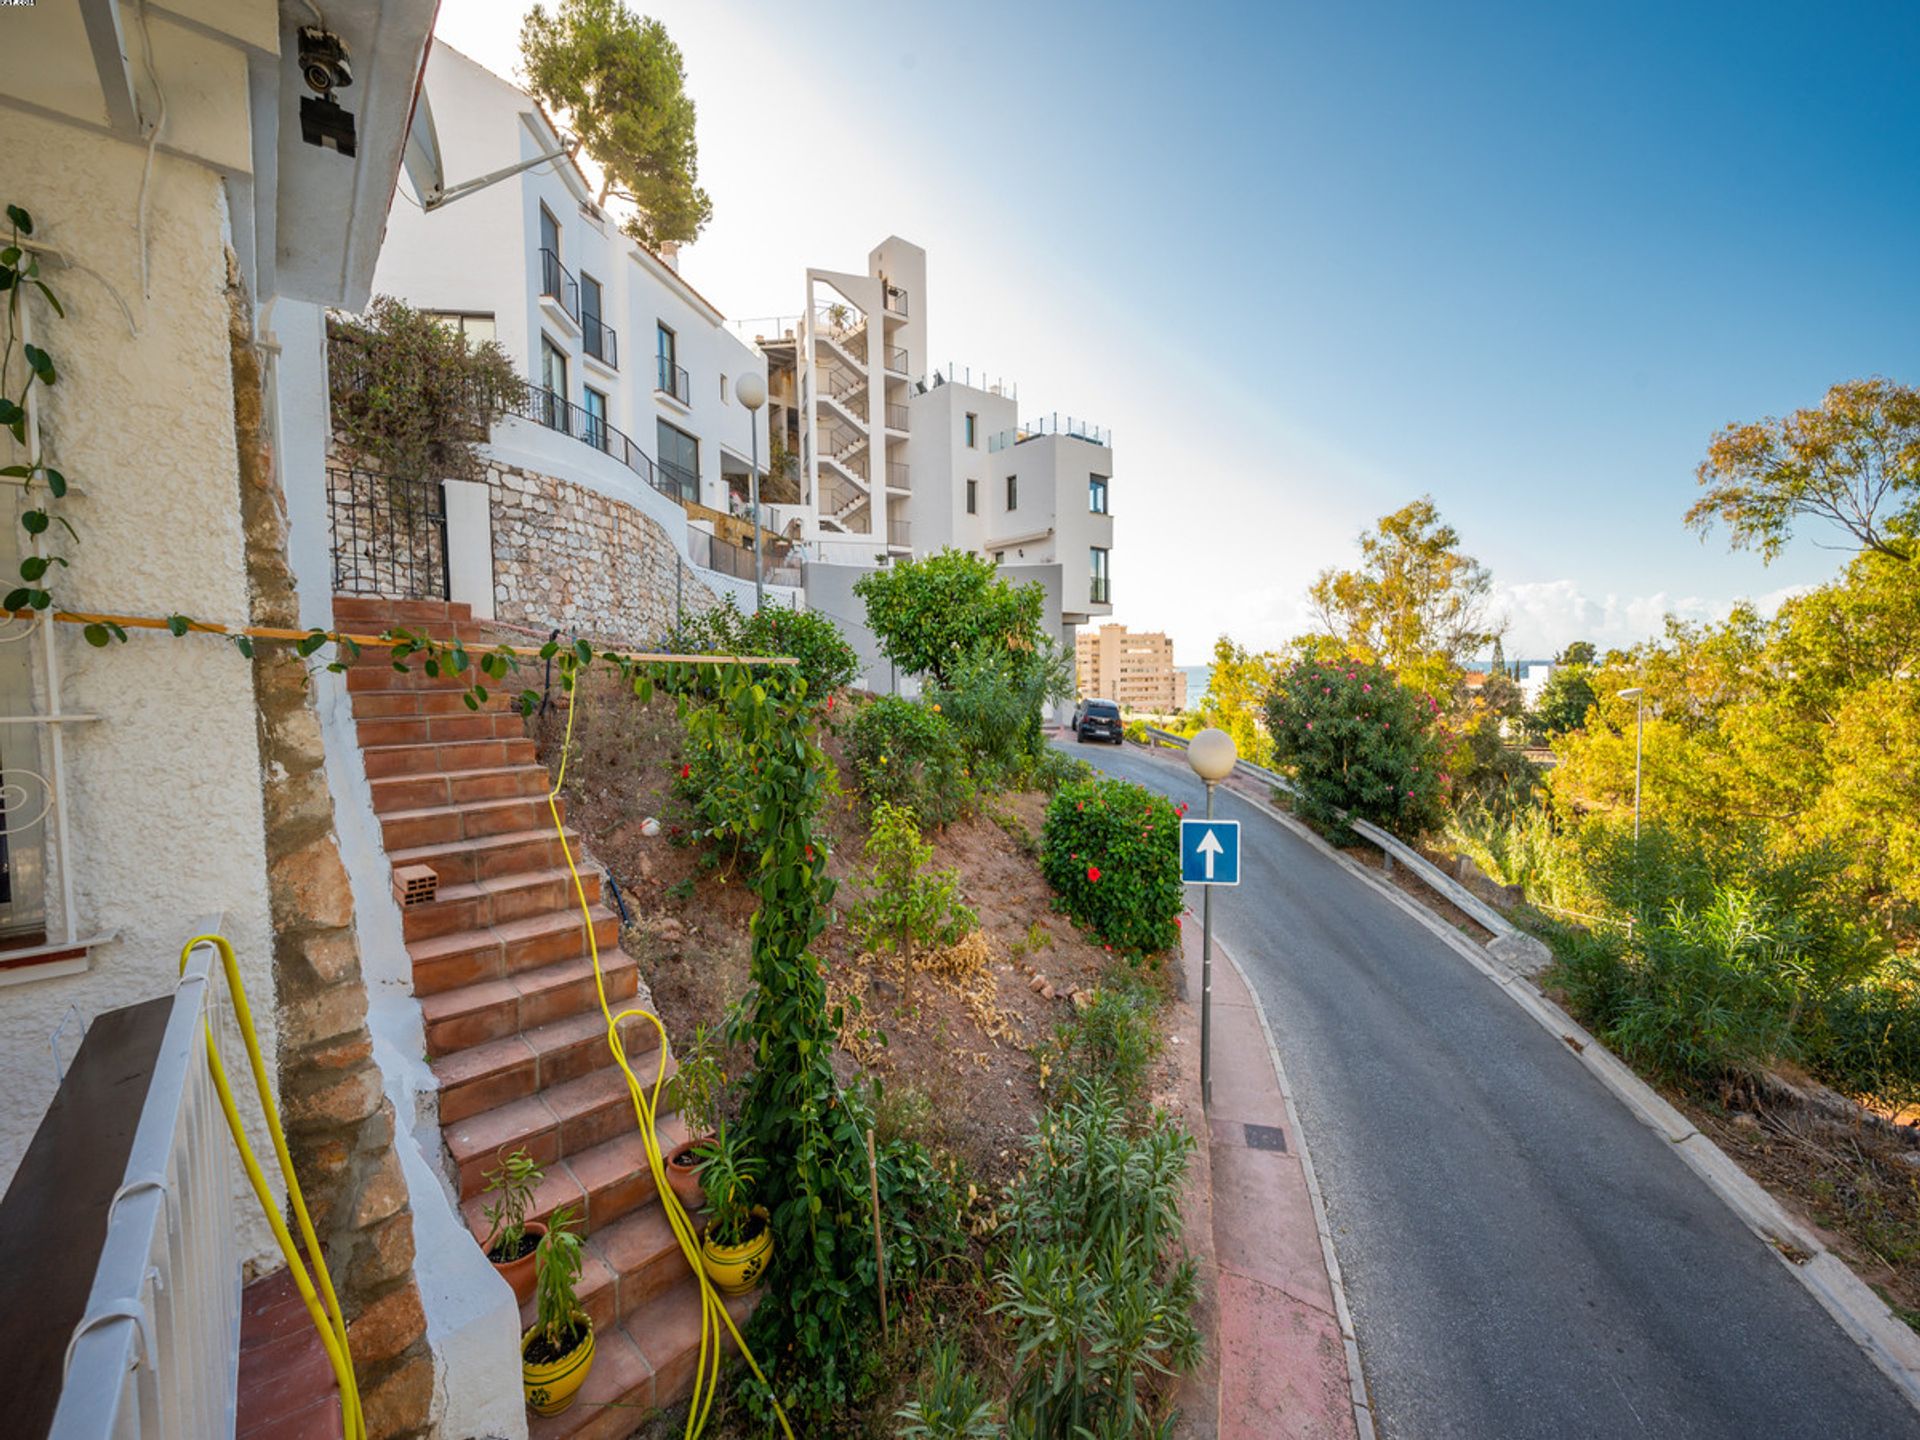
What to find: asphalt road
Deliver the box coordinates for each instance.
[1057,736,1920,1440]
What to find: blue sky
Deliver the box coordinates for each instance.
[438,1,1920,660]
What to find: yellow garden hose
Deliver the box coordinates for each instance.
[178,933,365,1440]
[545,673,795,1440]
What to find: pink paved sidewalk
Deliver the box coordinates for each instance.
[1177,917,1366,1440]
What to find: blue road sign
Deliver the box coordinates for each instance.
[1181,818,1240,886]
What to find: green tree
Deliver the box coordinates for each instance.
[520,0,713,248]
[1195,635,1282,768]
[1529,665,1597,738]
[1308,496,1500,695]
[1687,377,1920,564]
[1557,640,1598,667]
[854,549,1046,687]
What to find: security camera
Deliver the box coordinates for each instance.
[297,27,352,96]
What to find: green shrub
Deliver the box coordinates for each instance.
[1041,779,1183,956]
[848,696,970,826]
[928,638,1074,785]
[1046,983,1162,1111]
[993,1079,1200,1436]
[674,718,761,858]
[1264,657,1444,837]
[678,595,859,697]
[1020,746,1093,795]
[894,1342,999,1440]
[849,802,977,962]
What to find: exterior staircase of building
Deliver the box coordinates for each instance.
[334,596,744,1439]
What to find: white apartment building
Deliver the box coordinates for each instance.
[372,44,789,600]
[757,239,1115,703]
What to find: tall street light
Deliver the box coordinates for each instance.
[1617,686,1644,841]
[735,370,768,611]
[1186,726,1237,1110]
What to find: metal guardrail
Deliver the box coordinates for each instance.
[1136,727,1522,941]
[327,464,449,600]
[539,247,579,322]
[54,926,242,1440]
[582,313,618,368]
[656,355,690,404]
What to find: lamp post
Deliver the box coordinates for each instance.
[1617,687,1644,841]
[1186,726,1237,1110]
[735,371,768,611]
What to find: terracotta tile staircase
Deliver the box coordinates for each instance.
[334,597,742,1438]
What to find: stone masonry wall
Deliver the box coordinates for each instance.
[483,457,722,646]
[232,268,433,1438]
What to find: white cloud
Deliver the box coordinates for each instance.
[1494,579,1812,658]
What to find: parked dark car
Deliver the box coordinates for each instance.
[1072,698,1124,744]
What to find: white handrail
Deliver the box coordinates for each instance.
[52,923,242,1440]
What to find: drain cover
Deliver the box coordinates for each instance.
[1243,1123,1288,1152]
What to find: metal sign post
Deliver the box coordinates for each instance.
[1182,729,1240,1110]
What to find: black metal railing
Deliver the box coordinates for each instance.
[540,248,579,321]
[686,529,803,588]
[656,455,699,503]
[656,354,690,403]
[503,387,702,509]
[582,313,618,367]
[328,464,449,599]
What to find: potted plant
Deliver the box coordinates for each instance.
[664,1024,724,1212]
[696,1122,771,1295]
[521,1206,595,1416]
[481,1147,546,1305]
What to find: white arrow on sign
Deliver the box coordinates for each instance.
[1196,827,1225,880]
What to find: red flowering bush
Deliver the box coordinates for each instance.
[1042,778,1182,955]
[1264,657,1444,837]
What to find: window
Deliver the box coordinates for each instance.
[656,324,685,401]
[993,550,1005,565]
[1090,546,1110,604]
[540,336,568,427]
[1005,474,1018,511]
[539,204,560,261]
[1089,474,1109,514]
[964,412,977,448]
[580,274,611,364]
[720,374,730,403]
[657,418,699,500]
[583,386,608,450]
[965,479,977,515]
[425,311,495,348]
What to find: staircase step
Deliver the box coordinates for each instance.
[356,711,527,748]
[408,904,619,996]
[459,1112,689,1249]
[372,764,551,816]
[421,950,638,1058]
[433,1008,614,1124]
[362,737,539,780]
[332,596,471,627]
[402,867,603,943]
[352,687,520,719]
[391,827,581,890]
[521,1280,758,1440]
[446,1058,679,1199]
[379,794,566,851]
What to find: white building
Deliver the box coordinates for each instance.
[758,239,1115,703]
[372,43,791,603]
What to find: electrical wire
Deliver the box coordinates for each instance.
[133,0,168,304]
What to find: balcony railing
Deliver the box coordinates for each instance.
[328,464,449,600]
[506,387,695,507]
[884,403,910,432]
[51,931,243,1439]
[582,313,619,368]
[656,455,699,503]
[884,344,909,374]
[988,413,1112,452]
[539,248,579,322]
[656,354,690,404]
[883,283,909,317]
[886,461,910,490]
[888,517,912,548]
[686,528,803,588]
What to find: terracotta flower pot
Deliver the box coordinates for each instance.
[665,1137,711,1213]
[700,1206,772,1295]
[489,1220,546,1307]
[522,1320,595,1416]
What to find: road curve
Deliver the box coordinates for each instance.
[1057,737,1920,1440]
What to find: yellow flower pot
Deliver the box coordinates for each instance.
[522,1321,595,1417]
[700,1206,772,1294]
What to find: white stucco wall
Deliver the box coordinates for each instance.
[0,113,279,1266]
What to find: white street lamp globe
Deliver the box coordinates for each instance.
[1186,727,1237,782]
[735,372,767,411]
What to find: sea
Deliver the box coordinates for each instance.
[1179,665,1211,707]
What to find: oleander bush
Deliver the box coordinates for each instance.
[1264,656,1444,838]
[1041,778,1183,956]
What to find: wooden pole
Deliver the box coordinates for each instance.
[866,1128,888,1340]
